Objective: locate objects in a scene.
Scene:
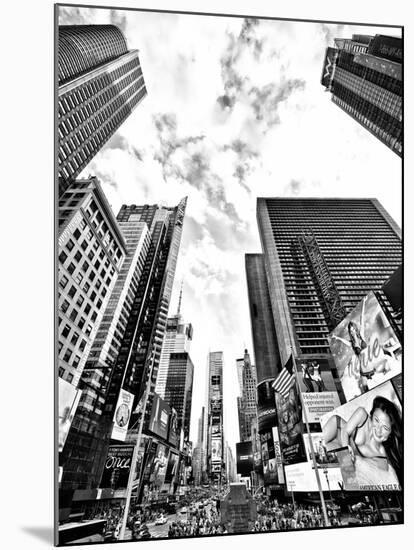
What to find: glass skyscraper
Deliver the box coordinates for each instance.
[256,197,402,365]
[321,34,402,156]
[57,24,147,192]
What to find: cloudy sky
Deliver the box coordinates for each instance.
[59,5,401,455]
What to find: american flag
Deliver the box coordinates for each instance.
[272,355,295,398]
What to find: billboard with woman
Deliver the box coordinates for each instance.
[321,381,402,491]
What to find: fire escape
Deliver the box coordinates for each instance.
[297,229,347,331]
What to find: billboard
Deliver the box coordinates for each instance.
[297,357,341,424]
[329,292,402,402]
[368,34,402,63]
[382,266,402,314]
[321,381,402,491]
[257,380,277,433]
[58,378,81,452]
[168,408,179,448]
[321,47,337,88]
[211,438,222,462]
[303,434,339,468]
[236,441,254,476]
[150,443,169,488]
[272,427,285,484]
[274,383,306,465]
[148,394,171,441]
[165,451,180,483]
[284,461,343,493]
[100,445,134,490]
[111,389,134,442]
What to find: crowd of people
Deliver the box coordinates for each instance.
[253,501,343,531]
[168,500,227,537]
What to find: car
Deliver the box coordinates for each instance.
[155,515,168,525]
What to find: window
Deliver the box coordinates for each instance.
[59,366,65,377]
[63,349,72,362]
[75,273,84,285]
[91,290,97,301]
[97,298,102,308]
[76,294,84,307]
[66,239,75,251]
[91,311,97,322]
[82,261,89,273]
[59,275,69,289]
[67,262,76,275]
[84,303,91,315]
[71,332,80,346]
[61,299,70,313]
[72,356,81,368]
[85,323,93,336]
[79,339,87,352]
[74,251,82,262]
[78,316,86,329]
[69,309,78,322]
[89,271,96,282]
[62,324,71,338]
[74,228,81,239]
[83,281,90,293]
[81,240,88,251]
[66,373,74,383]
[68,285,76,298]
[59,251,68,264]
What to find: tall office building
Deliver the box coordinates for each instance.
[207,351,225,482]
[58,24,147,192]
[245,254,282,435]
[192,407,206,486]
[321,34,402,156]
[155,293,193,399]
[256,197,402,366]
[163,352,194,442]
[236,349,257,442]
[58,177,127,387]
[59,197,186,507]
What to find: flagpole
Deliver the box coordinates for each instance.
[291,353,330,527]
[276,280,330,527]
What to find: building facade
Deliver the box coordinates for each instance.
[236,350,257,442]
[245,254,282,436]
[58,25,147,192]
[58,177,127,387]
[321,34,402,156]
[256,197,402,366]
[207,351,225,483]
[155,309,193,399]
[59,197,187,513]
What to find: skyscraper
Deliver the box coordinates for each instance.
[58,25,147,192]
[59,197,186,510]
[155,291,193,399]
[256,197,402,366]
[58,177,127,387]
[321,34,402,156]
[163,352,194,442]
[207,351,224,482]
[236,350,257,442]
[245,254,282,435]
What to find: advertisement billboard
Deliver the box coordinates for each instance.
[368,35,402,63]
[100,445,134,490]
[297,357,341,424]
[320,47,337,88]
[284,461,343,493]
[168,407,179,448]
[257,380,277,433]
[148,394,171,441]
[165,451,180,483]
[274,383,306,465]
[58,377,81,452]
[111,388,134,442]
[329,292,402,402]
[320,381,402,491]
[272,427,285,484]
[260,431,278,484]
[150,443,169,488]
[303,434,339,468]
[211,438,222,462]
[236,441,254,476]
